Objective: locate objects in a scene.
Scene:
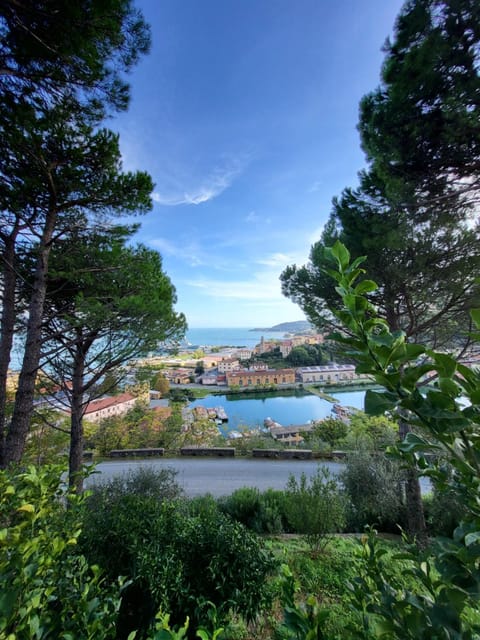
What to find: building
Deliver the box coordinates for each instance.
[200,371,218,385]
[297,364,366,384]
[84,392,137,423]
[254,336,279,355]
[234,348,253,360]
[226,368,295,388]
[164,368,192,384]
[248,362,268,371]
[217,358,240,373]
[279,340,293,358]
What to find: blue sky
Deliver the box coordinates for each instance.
[115,0,405,328]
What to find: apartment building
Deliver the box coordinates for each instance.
[226,368,295,388]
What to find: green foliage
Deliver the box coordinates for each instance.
[89,466,183,503]
[0,0,151,117]
[308,417,347,446]
[278,564,331,640]
[218,487,286,534]
[344,412,398,451]
[284,467,347,553]
[194,361,205,375]
[341,451,406,532]
[359,0,480,211]
[81,477,276,638]
[322,240,480,638]
[285,344,326,367]
[152,374,170,395]
[423,475,467,538]
[169,388,195,403]
[0,464,121,639]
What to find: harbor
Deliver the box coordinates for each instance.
[188,389,365,436]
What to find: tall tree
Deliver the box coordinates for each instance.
[1,105,153,466]
[40,229,186,491]
[0,0,152,465]
[281,0,480,541]
[282,168,480,348]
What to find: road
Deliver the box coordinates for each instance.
[89,457,345,497]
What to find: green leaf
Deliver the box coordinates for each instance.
[432,353,457,378]
[470,309,480,330]
[464,531,480,547]
[354,279,378,294]
[365,390,396,415]
[330,240,351,269]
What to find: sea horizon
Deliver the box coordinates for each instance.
[184,327,287,349]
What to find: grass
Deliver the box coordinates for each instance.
[228,533,417,640]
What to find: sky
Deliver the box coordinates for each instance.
[114,0,405,328]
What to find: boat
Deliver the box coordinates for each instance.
[227,430,243,440]
[215,406,228,421]
[264,417,282,429]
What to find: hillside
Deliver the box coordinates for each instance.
[250,320,312,333]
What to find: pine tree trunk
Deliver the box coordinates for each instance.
[3,207,57,465]
[0,232,18,464]
[69,340,86,493]
[399,418,428,546]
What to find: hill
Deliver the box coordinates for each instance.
[250,321,312,333]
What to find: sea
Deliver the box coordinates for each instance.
[183,327,288,350]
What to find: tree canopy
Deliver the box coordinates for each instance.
[282,0,480,350]
[0,0,150,117]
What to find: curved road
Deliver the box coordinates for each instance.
[89,458,345,497]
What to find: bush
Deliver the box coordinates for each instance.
[284,467,347,553]
[88,465,183,502]
[0,465,121,639]
[219,487,286,534]
[423,477,467,537]
[341,451,406,532]
[80,483,276,638]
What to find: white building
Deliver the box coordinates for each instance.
[297,364,364,384]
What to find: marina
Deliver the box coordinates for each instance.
[188,389,366,435]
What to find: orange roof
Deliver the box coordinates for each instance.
[84,392,135,415]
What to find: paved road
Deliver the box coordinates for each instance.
[89,457,345,497]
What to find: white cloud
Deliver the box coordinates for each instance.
[152,160,244,207]
[245,210,258,222]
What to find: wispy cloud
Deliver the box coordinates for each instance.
[152,159,244,206]
[245,210,259,222]
[184,275,281,301]
[184,251,308,301]
[149,237,205,267]
[256,252,298,268]
[308,180,323,193]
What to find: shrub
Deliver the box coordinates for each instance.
[218,487,262,530]
[0,465,121,639]
[88,465,183,503]
[219,487,286,534]
[423,480,467,537]
[341,451,406,532]
[80,485,276,638]
[284,467,348,553]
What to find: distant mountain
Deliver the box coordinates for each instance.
[250,321,312,333]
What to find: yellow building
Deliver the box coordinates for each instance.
[226,368,295,388]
